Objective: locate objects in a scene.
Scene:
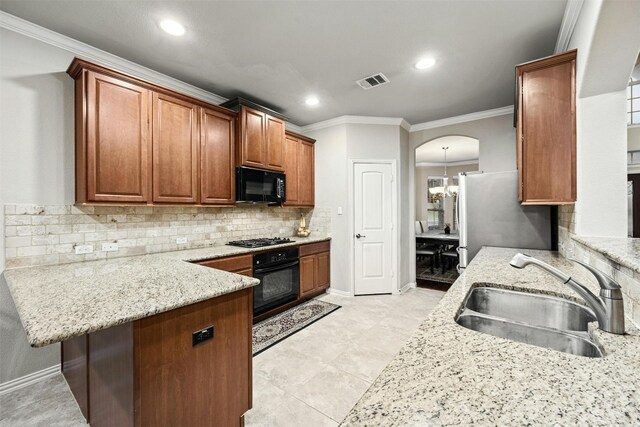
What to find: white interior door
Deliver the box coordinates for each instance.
[354,162,394,295]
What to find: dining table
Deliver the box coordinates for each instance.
[415,230,460,246]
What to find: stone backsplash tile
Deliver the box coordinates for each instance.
[4,204,331,268]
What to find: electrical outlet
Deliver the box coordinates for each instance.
[74,244,93,255]
[176,237,188,244]
[102,242,119,252]
[337,207,343,215]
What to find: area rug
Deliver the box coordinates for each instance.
[416,260,459,284]
[252,299,340,356]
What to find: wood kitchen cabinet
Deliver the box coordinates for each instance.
[283,131,315,207]
[237,105,285,171]
[78,71,151,203]
[299,241,330,298]
[62,288,252,427]
[152,93,199,203]
[221,98,287,172]
[200,107,236,205]
[515,49,577,205]
[197,254,253,277]
[68,58,237,206]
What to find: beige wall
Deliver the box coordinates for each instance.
[415,164,479,224]
[629,127,640,151]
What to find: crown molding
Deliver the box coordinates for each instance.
[555,0,585,53]
[416,160,479,167]
[285,122,303,133]
[409,106,514,133]
[0,11,227,106]
[302,115,411,133]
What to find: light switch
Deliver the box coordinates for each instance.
[337,207,343,215]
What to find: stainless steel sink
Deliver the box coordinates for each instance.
[463,287,596,331]
[455,286,603,358]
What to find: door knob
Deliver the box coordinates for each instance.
[355,233,366,239]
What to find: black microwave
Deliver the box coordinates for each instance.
[236,166,286,204]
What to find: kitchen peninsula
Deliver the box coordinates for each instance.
[3,236,328,427]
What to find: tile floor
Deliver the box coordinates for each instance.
[0,287,444,426]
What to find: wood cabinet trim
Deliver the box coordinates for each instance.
[67,58,236,117]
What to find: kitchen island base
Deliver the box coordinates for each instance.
[62,288,252,427]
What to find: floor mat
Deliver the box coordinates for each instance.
[252,299,340,356]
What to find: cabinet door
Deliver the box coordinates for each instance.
[200,108,235,205]
[299,255,316,297]
[136,289,252,427]
[240,106,266,168]
[265,116,285,171]
[283,134,299,205]
[315,251,330,290]
[85,71,150,203]
[517,50,576,204]
[152,93,199,203]
[298,141,315,206]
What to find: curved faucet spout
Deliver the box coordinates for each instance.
[509,253,625,335]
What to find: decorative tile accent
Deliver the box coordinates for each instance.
[4,204,331,268]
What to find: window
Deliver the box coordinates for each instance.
[426,176,458,230]
[628,81,640,125]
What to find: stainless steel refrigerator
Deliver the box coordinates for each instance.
[457,170,553,270]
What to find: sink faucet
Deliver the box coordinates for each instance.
[509,253,625,334]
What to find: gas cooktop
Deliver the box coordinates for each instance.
[226,237,293,248]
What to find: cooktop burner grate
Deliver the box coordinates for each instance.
[226,237,294,248]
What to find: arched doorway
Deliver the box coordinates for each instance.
[414,136,479,287]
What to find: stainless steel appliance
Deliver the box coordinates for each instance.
[252,247,299,315]
[457,170,552,271]
[236,166,286,204]
[227,237,293,248]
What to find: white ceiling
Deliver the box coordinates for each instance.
[415,135,479,165]
[0,1,567,126]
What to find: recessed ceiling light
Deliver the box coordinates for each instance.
[159,19,185,36]
[415,57,436,70]
[305,97,319,106]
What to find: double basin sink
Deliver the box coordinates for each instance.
[455,285,603,357]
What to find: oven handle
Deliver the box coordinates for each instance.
[253,260,299,275]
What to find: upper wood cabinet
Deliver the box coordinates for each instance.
[152,93,199,204]
[283,131,315,207]
[236,105,285,171]
[266,116,285,170]
[81,71,151,203]
[200,108,236,205]
[68,58,237,206]
[220,98,287,172]
[516,50,577,205]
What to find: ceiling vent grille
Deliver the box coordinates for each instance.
[356,73,390,90]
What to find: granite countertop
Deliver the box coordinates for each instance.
[3,236,330,347]
[573,235,640,274]
[342,247,640,426]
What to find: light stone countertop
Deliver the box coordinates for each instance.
[3,236,330,347]
[341,246,640,426]
[573,235,640,274]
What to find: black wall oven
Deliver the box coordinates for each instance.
[236,166,286,204]
[253,248,299,315]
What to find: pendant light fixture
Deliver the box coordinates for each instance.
[442,146,452,197]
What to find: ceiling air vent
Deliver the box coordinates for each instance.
[356,73,390,90]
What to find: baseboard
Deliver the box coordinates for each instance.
[0,364,61,396]
[400,282,417,293]
[326,287,353,297]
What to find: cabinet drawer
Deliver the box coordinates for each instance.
[198,254,253,272]
[299,240,330,257]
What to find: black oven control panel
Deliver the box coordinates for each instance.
[254,247,299,268]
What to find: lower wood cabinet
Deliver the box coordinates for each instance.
[299,241,330,298]
[196,254,253,276]
[61,288,252,427]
